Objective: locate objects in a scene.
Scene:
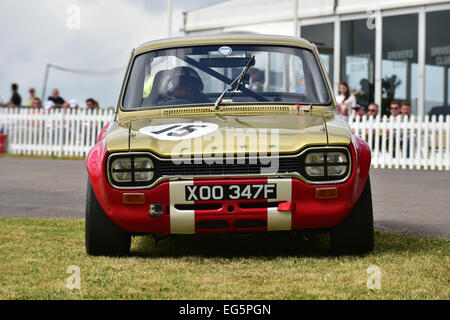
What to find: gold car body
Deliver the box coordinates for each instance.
[107,34,351,155]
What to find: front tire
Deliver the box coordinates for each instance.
[331,177,374,255]
[85,180,131,256]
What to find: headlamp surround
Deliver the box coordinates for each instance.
[109,154,155,187]
[301,149,350,181]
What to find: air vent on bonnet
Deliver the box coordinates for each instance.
[163,105,291,117]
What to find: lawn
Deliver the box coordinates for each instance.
[0,217,448,300]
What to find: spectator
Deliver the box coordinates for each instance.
[353,78,374,109]
[366,103,380,150]
[7,83,22,107]
[389,101,402,157]
[390,100,401,118]
[400,100,411,118]
[86,98,99,109]
[28,97,43,115]
[399,101,412,157]
[48,88,66,108]
[31,97,42,109]
[143,64,154,99]
[367,103,379,118]
[295,77,306,94]
[248,68,265,92]
[27,88,37,107]
[336,82,356,117]
[352,105,366,118]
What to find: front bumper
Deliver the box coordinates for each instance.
[96,176,358,234]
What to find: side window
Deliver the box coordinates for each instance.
[267,52,284,92]
[142,57,168,99]
[266,53,306,94]
[293,56,306,94]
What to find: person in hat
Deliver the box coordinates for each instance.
[352,105,366,118]
[44,100,55,110]
[166,66,206,103]
[69,99,79,110]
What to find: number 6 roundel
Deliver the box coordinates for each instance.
[139,122,219,140]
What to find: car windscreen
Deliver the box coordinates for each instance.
[122,45,331,109]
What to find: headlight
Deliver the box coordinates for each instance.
[302,149,350,181]
[111,158,132,182]
[109,155,155,186]
[134,157,154,181]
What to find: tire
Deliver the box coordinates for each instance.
[331,176,374,255]
[85,180,131,256]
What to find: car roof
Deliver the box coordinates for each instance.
[134,33,315,55]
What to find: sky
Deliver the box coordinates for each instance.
[0,0,224,108]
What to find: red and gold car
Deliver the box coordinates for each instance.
[85,34,373,256]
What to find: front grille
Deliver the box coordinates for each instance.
[106,146,352,189]
[156,156,300,177]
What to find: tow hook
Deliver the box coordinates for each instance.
[149,203,163,217]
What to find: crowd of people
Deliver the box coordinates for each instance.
[334,81,414,158]
[4,80,414,120]
[2,83,100,111]
[335,81,412,120]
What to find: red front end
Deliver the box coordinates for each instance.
[86,137,370,235]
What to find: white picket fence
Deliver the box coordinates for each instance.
[349,114,450,170]
[0,108,114,157]
[0,107,449,170]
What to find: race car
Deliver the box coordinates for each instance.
[85,34,373,256]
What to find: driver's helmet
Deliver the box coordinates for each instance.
[167,66,204,99]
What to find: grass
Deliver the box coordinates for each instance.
[0,217,448,300]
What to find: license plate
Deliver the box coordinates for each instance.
[185,184,277,201]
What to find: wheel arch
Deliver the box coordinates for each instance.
[349,134,371,206]
[85,140,111,216]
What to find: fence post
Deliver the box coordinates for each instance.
[446,115,450,171]
[58,109,65,157]
[430,115,436,170]
[409,115,415,170]
[438,115,444,171]
[416,116,422,169]
[381,115,387,168]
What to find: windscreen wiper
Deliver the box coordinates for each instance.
[214,55,255,110]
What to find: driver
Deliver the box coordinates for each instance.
[167,66,205,103]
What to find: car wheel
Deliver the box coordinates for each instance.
[85,180,131,256]
[331,176,374,255]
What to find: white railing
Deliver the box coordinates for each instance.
[1,108,449,170]
[0,108,114,157]
[348,115,450,170]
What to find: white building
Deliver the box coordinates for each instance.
[183,0,450,116]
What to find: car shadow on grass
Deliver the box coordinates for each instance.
[130,231,340,259]
[128,229,440,259]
